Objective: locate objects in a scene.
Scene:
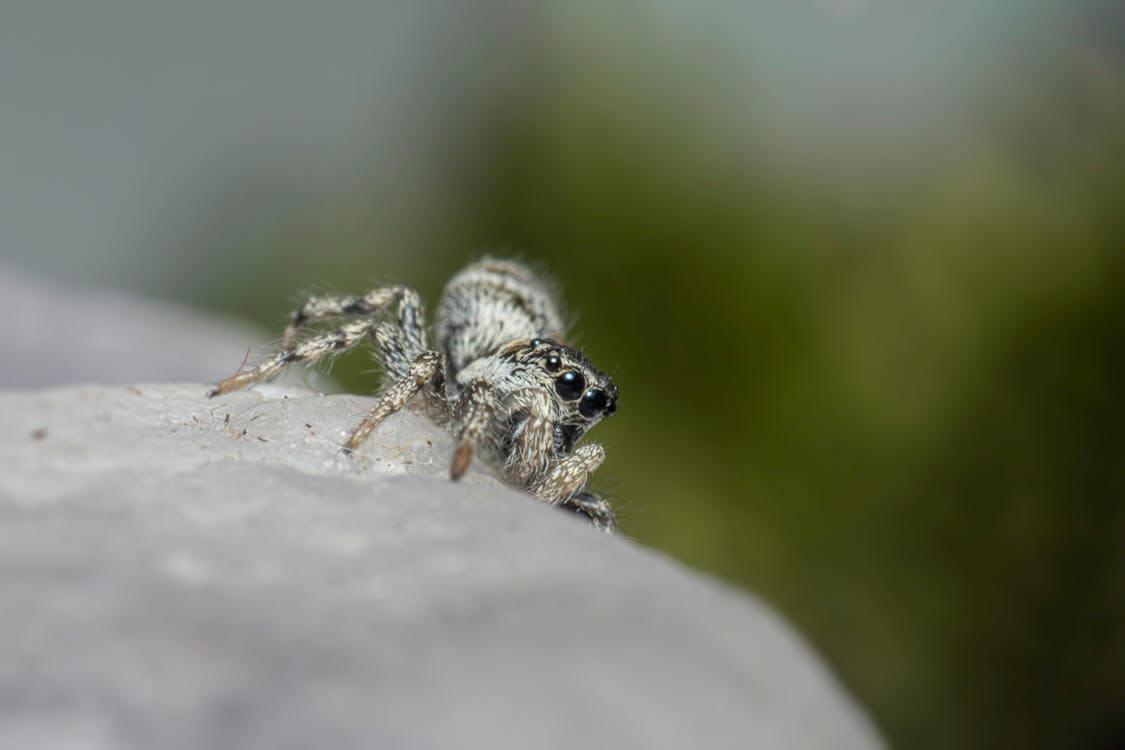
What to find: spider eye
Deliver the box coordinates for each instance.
[554,371,585,400]
[604,398,617,416]
[545,354,562,373]
[579,389,608,418]
[530,338,542,347]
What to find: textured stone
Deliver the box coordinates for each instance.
[0,382,882,750]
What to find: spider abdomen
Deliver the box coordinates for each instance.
[436,258,565,375]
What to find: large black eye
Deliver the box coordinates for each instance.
[554,371,585,400]
[544,354,562,373]
[579,389,608,418]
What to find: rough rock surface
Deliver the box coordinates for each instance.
[0,383,883,749]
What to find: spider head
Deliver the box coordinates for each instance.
[509,338,618,429]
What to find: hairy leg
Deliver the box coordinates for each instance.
[210,319,378,396]
[285,285,430,379]
[283,286,409,346]
[499,390,610,524]
[211,285,432,398]
[450,381,494,480]
[559,491,617,534]
[502,389,556,488]
[343,350,444,453]
[525,444,605,506]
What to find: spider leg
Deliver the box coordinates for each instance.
[283,286,408,346]
[368,287,449,423]
[209,319,379,396]
[559,491,617,534]
[343,350,444,453]
[450,381,494,479]
[284,285,431,385]
[525,444,605,506]
[210,285,437,402]
[502,389,555,487]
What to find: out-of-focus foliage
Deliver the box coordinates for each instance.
[155,3,1122,748]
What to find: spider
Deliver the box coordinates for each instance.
[209,258,619,532]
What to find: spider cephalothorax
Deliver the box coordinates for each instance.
[209,258,619,532]
[490,337,617,449]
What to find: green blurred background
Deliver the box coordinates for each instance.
[5,1,1123,747]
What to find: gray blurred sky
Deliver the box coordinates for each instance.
[0,0,538,293]
[1,0,1060,297]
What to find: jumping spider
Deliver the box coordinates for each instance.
[209,258,619,532]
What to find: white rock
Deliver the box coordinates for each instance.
[0,382,883,750]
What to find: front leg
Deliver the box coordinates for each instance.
[502,389,556,488]
[525,444,606,506]
[460,387,612,528]
[449,381,495,480]
[450,384,553,482]
[501,390,606,507]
